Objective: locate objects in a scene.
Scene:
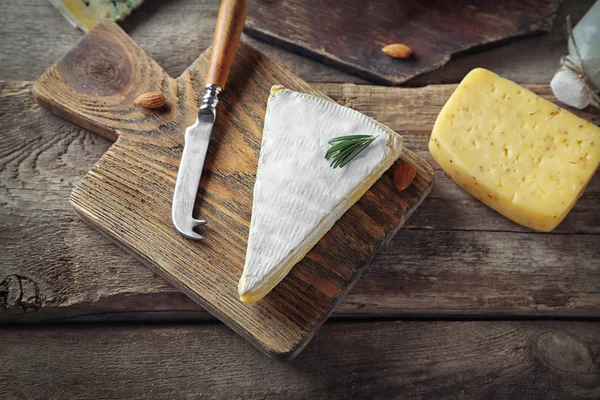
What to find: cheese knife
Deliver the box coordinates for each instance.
[172,0,247,240]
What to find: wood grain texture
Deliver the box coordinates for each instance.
[1,321,599,399]
[245,0,563,85]
[0,0,595,85]
[2,3,598,396]
[29,21,433,359]
[1,81,599,325]
[206,0,247,88]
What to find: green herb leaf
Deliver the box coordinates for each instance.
[325,134,377,169]
[328,135,375,145]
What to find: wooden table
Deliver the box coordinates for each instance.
[1,1,599,398]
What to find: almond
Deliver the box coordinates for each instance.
[382,43,412,59]
[134,92,166,109]
[394,161,416,191]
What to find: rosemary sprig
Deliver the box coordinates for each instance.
[325,134,377,169]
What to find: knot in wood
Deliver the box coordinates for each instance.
[535,330,595,373]
[60,36,132,96]
[0,274,42,315]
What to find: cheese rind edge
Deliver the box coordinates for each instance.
[239,87,403,303]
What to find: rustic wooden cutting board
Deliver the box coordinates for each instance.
[245,0,563,85]
[32,20,433,359]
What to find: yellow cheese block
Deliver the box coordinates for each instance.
[429,68,600,232]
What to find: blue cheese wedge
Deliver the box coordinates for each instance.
[238,87,403,303]
[49,0,144,32]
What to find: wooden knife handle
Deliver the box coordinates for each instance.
[206,0,247,89]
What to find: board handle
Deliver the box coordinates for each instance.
[206,0,247,90]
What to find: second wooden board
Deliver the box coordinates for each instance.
[32,20,433,359]
[245,0,562,85]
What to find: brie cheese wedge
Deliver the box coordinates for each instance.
[238,87,403,303]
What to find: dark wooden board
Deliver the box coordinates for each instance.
[245,0,563,85]
[30,21,433,359]
[2,81,598,324]
[1,0,595,85]
[1,320,599,399]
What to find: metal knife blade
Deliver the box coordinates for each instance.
[172,85,221,240]
[171,0,246,240]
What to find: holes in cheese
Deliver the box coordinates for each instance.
[429,68,600,232]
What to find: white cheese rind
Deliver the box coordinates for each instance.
[238,88,403,303]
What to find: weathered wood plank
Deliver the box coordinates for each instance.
[1,321,599,399]
[30,22,434,359]
[4,230,599,322]
[0,0,596,85]
[1,81,598,324]
[245,0,563,85]
[320,83,600,234]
